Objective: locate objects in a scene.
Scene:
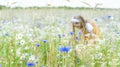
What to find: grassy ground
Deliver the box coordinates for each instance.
[0,8,120,67]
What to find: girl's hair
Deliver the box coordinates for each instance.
[77,15,86,30]
[77,16,86,23]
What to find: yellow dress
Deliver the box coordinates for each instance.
[81,20,102,44]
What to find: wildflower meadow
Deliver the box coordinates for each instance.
[0,8,120,67]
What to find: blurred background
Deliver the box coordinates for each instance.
[0,0,120,9]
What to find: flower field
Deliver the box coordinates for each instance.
[0,8,120,67]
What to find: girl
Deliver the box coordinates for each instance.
[71,15,102,44]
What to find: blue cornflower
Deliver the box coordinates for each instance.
[75,37,79,41]
[5,33,9,36]
[102,17,105,21]
[62,34,66,37]
[108,15,114,20]
[69,31,74,35]
[35,61,38,64]
[1,20,7,23]
[42,40,48,43]
[114,29,120,34]
[57,34,62,38]
[108,15,111,19]
[77,59,80,63]
[78,31,82,35]
[26,62,35,66]
[35,44,40,47]
[58,46,71,53]
[116,32,120,34]
[94,18,98,21]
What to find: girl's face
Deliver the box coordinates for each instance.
[71,16,82,29]
[73,22,81,29]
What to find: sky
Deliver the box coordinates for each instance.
[0,0,120,8]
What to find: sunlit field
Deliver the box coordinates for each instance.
[0,8,120,67]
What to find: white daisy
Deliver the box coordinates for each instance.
[16,33,23,40]
[29,55,35,61]
[19,39,25,45]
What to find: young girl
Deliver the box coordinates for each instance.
[71,15,102,44]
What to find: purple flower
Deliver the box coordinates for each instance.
[58,46,71,53]
[26,62,35,66]
[42,40,48,43]
[35,44,40,47]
